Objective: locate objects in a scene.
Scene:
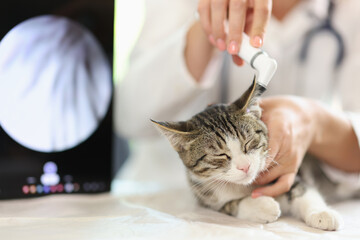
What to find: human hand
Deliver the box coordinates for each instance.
[251,96,317,198]
[197,0,272,66]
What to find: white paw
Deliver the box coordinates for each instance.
[238,196,281,224]
[305,209,344,231]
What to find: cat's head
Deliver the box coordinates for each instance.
[152,77,268,185]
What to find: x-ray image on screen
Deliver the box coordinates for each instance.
[0,15,112,152]
[0,0,119,199]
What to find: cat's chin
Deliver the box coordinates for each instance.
[228,174,257,186]
[237,176,256,186]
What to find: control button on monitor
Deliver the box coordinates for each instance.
[40,162,60,186]
[22,185,30,194]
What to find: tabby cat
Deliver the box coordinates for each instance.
[152,78,345,231]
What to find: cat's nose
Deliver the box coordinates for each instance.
[237,164,250,173]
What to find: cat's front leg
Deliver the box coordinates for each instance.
[220,196,281,223]
[278,183,343,231]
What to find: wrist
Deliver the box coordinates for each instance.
[307,100,325,153]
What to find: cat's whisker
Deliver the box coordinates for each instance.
[215,180,229,196]
[213,179,231,194]
[192,173,231,197]
[259,156,280,174]
[197,181,226,199]
[271,159,279,166]
[199,173,224,184]
[191,173,225,191]
[265,138,289,161]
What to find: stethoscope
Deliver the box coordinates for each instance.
[297,0,345,107]
[299,0,345,69]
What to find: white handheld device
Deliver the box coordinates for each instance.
[238,33,277,94]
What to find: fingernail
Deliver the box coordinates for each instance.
[208,35,216,46]
[216,38,226,51]
[252,36,263,48]
[227,41,239,54]
[239,59,244,66]
[251,192,262,198]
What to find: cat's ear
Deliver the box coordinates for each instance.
[230,75,262,118]
[151,119,197,151]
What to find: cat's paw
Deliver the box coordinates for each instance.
[305,209,344,231]
[238,196,281,224]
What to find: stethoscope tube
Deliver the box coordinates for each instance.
[297,0,345,109]
[299,0,345,69]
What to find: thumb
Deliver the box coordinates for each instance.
[252,173,295,198]
[254,165,282,185]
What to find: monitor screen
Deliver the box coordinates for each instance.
[0,0,115,199]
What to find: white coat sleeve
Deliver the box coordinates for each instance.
[114,2,222,139]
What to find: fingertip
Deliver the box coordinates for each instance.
[259,178,292,197]
[232,55,244,66]
[227,41,239,55]
[251,191,263,198]
[253,187,276,198]
[251,0,271,48]
[208,35,216,46]
[216,38,226,51]
[251,35,263,48]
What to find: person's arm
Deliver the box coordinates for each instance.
[252,96,360,198]
[309,103,360,172]
[184,21,215,82]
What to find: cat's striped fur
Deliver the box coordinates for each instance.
[152,78,344,231]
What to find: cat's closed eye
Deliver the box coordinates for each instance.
[244,139,260,153]
[214,153,231,161]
